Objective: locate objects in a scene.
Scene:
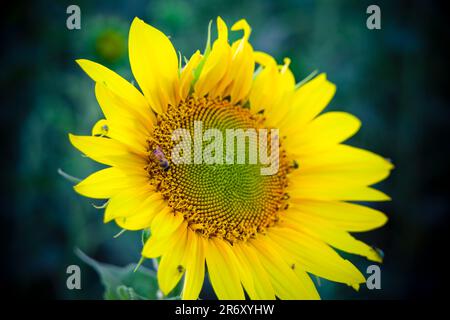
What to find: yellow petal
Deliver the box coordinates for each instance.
[114,199,165,231]
[289,168,390,190]
[249,53,294,125]
[74,167,132,199]
[151,208,184,239]
[158,226,188,295]
[76,58,146,106]
[227,42,254,104]
[249,53,284,113]
[268,59,296,125]
[231,19,251,41]
[253,51,276,67]
[91,119,109,137]
[294,144,394,173]
[179,51,202,100]
[182,230,206,300]
[233,242,276,300]
[141,209,185,258]
[286,216,383,262]
[279,73,336,135]
[293,269,323,297]
[205,238,245,300]
[76,59,154,124]
[289,144,394,191]
[104,187,159,222]
[142,220,187,258]
[289,184,391,202]
[110,190,165,230]
[90,117,147,155]
[286,112,361,154]
[224,242,256,299]
[129,17,179,114]
[68,134,146,167]
[288,200,388,232]
[268,226,366,286]
[216,16,228,40]
[95,82,156,135]
[250,237,320,299]
[223,19,254,104]
[194,18,231,98]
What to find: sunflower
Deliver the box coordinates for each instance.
[70,17,393,300]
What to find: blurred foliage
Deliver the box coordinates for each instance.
[76,249,160,300]
[1,0,448,299]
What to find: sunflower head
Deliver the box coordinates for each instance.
[146,96,290,243]
[70,16,393,300]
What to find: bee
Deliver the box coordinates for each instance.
[152,146,170,171]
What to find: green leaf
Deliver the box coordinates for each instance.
[115,285,143,300]
[75,248,159,300]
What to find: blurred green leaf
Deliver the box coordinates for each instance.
[115,285,141,300]
[76,248,159,300]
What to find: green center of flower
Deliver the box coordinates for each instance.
[146,97,289,243]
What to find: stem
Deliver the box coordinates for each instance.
[57,168,81,184]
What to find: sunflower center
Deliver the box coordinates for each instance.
[146,97,289,243]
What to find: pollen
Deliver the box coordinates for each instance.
[145,97,290,243]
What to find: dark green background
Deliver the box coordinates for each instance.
[1,0,448,299]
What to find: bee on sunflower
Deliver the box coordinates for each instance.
[70,17,393,300]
